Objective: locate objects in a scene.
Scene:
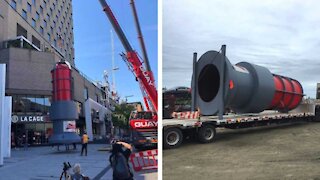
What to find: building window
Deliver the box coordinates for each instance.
[96,94,99,103]
[53,39,57,47]
[50,27,53,34]
[50,8,53,15]
[84,88,88,100]
[53,3,55,10]
[40,6,43,14]
[27,3,32,12]
[43,1,47,8]
[32,36,40,49]
[10,0,17,10]
[13,95,51,115]
[31,19,36,28]
[32,0,36,5]
[22,9,27,20]
[40,26,44,35]
[47,33,51,42]
[46,13,50,21]
[35,12,40,20]
[58,10,60,16]
[17,23,27,38]
[53,20,56,27]
[43,20,47,27]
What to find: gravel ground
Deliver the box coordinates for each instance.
[163,122,320,180]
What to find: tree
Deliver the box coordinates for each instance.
[111,103,135,129]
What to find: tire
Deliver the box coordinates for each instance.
[197,124,216,143]
[315,105,320,122]
[163,128,183,149]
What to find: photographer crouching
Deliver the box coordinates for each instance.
[59,162,89,180]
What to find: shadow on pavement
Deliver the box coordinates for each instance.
[46,150,80,155]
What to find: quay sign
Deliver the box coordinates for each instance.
[11,115,50,123]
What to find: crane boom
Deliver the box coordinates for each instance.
[130,0,151,71]
[98,0,158,111]
[98,0,133,52]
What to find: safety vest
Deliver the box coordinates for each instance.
[82,134,89,144]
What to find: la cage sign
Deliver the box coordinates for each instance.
[11,115,49,123]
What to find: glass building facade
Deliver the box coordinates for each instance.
[11,95,52,146]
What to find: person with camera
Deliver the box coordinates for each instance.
[59,163,89,180]
[69,163,89,180]
[109,140,134,180]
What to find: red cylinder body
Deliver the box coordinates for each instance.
[52,62,72,101]
[269,74,303,111]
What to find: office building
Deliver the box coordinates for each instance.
[0,0,113,146]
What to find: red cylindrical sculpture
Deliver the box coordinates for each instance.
[49,61,80,144]
[194,49,304,116]
[269,75,303,110]
[52,63,72,101]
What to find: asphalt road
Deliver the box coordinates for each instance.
[163,122,320,180]
[0,144,157,180]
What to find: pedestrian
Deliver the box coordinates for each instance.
[22,133,28,150]
[73,143,77,150]
[109,140,133,180]
[81,132,89,156]
[68,163,89,180]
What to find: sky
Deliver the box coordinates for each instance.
[72,1,158,103]
[163,0,320,98]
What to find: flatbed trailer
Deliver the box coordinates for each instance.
[163,45,320,149]
[163,101,319,149]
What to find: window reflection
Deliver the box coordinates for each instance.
[12,95,51,115]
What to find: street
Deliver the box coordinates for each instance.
[163,121,320,180]
[0,144,157,180]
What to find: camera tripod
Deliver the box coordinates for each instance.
[59,169,70,180]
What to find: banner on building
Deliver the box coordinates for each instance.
[63,121,76,132]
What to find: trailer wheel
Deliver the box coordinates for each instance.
[164,128,183,149]
[315,105,320,122]
[197,124,216,143]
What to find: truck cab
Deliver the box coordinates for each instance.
[163,87,192,119]
[129,111,158,149]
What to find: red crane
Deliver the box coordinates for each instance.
[98,0,157,112]
[98,0,158,149]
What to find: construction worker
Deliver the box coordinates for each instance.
[81,132,89,156]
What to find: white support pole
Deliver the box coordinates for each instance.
[84,100,93,141]
[99,108,106,138]
[4,96,12,158]
[0,64,6,166]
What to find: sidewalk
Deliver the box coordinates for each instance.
[0,144,157,180]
